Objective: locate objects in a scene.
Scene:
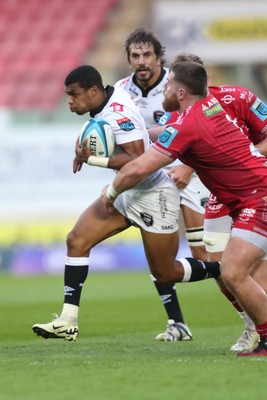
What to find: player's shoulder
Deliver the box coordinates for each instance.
[114,74,133,88]
[209,85,256,104]
[106,87,143,124]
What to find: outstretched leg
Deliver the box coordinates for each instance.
[32,197,130,340]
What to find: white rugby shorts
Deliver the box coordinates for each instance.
[114,175,180,233]
[179,173,210,214]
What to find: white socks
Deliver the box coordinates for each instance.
[60,303,79,325]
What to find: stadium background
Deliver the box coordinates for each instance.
[1,0,267,275]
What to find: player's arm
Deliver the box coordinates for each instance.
[106,139,145,169]
[255,137,267,157]
[102,147,173,207]
[148,111,179,142]
[148,125,165,142]
[74,136,145,171]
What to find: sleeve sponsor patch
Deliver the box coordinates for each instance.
[250,98,267,121]
[116,117,135,131]
[158,126,178,147]
[158,112,172,126]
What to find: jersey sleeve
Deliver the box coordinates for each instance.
[102,103,147,146]
[233,88,267,145]
[157,111,179,126]
[153,124,187,160]
[247,95,267,134]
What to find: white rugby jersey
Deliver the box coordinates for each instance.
[114,68,169,129]
[90,85,166,189]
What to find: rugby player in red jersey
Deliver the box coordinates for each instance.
[100,61,267,356]
[149,53,267,352]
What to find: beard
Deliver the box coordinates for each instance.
[162,95,180,112]
[136,68,153,83]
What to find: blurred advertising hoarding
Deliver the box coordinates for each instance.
[153,0,267,64]
[0,122,192,274]
[0,123,114,222]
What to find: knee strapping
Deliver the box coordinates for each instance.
[203,231,230,252]
[185,226,204,247]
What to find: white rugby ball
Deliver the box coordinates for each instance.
[79,118,115,157]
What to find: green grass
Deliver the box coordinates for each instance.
[1,272,266,400]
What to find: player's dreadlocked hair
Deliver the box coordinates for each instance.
[125,28,166,66]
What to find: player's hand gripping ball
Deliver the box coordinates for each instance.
[79,118,115,157]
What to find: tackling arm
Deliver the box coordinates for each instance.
[103,147,173,202]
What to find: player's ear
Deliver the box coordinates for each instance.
[156,56,161,66]
[177,88,185,100]
[88,86,97,96]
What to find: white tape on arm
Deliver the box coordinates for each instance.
[106,183,119,200]
[87,156,109,168]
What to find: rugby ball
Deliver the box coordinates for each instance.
[79,118,115,157]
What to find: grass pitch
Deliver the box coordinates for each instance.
[1,272,266,400]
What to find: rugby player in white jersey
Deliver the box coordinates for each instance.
[32,65,220,341]
[115,28,209,342]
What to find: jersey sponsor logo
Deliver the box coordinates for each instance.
[239,207,256,223]
[153,110,165,123]
[220,95,235,104]
[159,190,167,218]
[206,203,224,212]
[203,103,223,117]
[158,126,179,147]
[111,102,124,112]
[152,88,163,97]
[250,98,267,121]
[140,212,153,227]
[209,194,218,202]
[220,87,236,93]
[202,97,219,109]
[116,117,135,131]
[239,90,253,103]
[129,87,139,96]
[161,225,174,230]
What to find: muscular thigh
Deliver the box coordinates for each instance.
[221,236,265,280]
[252,259,267,292]
[231,199,267,254]
[69,197,130,250]
[182,205,204,229]
[140,229,180,280]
